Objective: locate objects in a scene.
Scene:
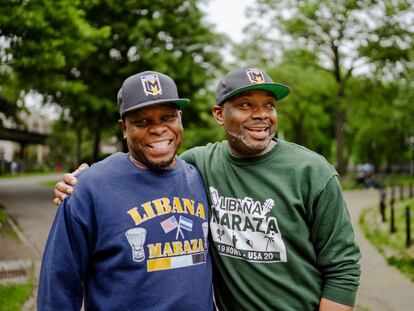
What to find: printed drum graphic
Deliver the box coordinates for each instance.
[125,227,147,262]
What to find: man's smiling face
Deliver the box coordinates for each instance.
[213,89,277,157]
[120,103,183,170]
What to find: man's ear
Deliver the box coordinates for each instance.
[177,110,184,130]
[119,119,127,139]
[212,105,224,126]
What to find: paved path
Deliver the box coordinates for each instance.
[0,174,61,310]
[345,188,414,310]
[0,174,61,257]
[1,175,414,310]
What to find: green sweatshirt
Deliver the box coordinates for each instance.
[180,139,360,311]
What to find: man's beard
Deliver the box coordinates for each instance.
[145,157,176,171]
[129,151,176,171]
[226,129,272,153]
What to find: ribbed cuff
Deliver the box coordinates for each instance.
[322,284,357,307]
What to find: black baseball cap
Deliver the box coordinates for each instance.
[216,67,290,105]
[118,71,189,117]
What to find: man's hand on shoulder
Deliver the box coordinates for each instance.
[53,163,89,205]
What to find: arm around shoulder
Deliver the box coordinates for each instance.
[179,147,197,165]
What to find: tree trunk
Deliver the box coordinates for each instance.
[335,104,346,174]
[92,125,101,163]
[334,79,347,175]
[293,113,307,147]
[75,126,82,167]
[331,41,347,175]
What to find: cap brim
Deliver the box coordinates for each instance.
[220,83,290,105]
[121,98,189,117]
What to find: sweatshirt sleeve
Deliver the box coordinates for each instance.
[37,193,91,310]
[310,176,361,307]
[179,148,197,165]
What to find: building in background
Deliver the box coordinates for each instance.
[0,111,51,173]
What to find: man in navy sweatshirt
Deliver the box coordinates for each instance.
[38,71,214,310]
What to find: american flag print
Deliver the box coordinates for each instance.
[160,216,178,233]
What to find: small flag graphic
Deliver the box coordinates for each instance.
[160,216,178,233]
[179,216,193,231]
[176,216,193,239]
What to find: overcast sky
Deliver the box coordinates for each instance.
[202,0,255,43]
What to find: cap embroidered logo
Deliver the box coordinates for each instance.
[246,68,265,84]
[141,74,162,96]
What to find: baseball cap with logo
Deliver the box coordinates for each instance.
[118,71,189,117]
[216,67,290,105]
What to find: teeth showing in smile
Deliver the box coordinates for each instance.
[149,140,171,148]
[249,127,267,131]
[246,126,270,140]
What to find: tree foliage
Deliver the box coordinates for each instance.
[1,0,224,165]
[239,0,413,173]
[346,78,404,170]
[0,0,109,94]
[267,50,336,158]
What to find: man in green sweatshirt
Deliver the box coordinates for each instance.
[55,67,360,311]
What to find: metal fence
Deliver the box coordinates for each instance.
[378,183,414,247]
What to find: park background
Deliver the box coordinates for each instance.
[0,0,414,310]
[1,0,413,178]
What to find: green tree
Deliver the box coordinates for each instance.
[0,0,109,151]
[241,0,413,173]
[0,0,109,101]
[1,0,224,165]
[70,0,224,162]
[346,76,412,171]
[45,118,77,171]
[268,50,336,158]
[0,72,23,125]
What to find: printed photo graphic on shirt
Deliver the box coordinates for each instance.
[125,227,147,262]
[126,196,209,272]
[209,187,287,263]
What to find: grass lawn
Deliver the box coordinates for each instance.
[359,197,414,282]
[0,170,55,179]
[0,283,33,311]
[0,207,7,224]
[42,180,58,188]
[0,208,35,310]
[0,207,17,239]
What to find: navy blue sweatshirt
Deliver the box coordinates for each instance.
[38,153,214,310]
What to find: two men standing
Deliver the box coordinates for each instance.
[44,67,360,310]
